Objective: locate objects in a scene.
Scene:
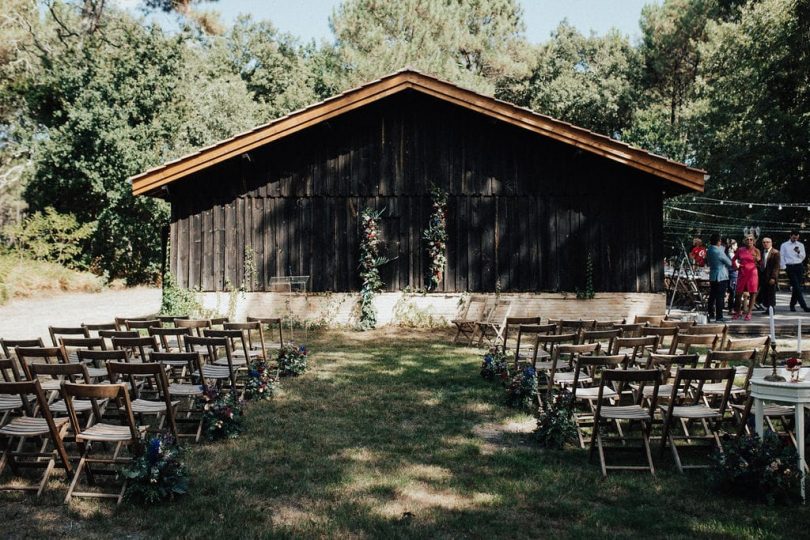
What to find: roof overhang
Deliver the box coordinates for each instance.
[130,69,706,197]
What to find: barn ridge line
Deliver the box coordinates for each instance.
[130,68,707,196]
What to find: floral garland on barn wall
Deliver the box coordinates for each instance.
[423,186,448,291]
[358,208,388,330]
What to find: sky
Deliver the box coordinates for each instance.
[126,0,657,44]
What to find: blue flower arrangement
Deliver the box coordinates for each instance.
[480,347,510,382]
[278,343,309,376]
[197,385,244,441]
[120,432,188,504]
[505,366,538,410]
[245,360,279,401]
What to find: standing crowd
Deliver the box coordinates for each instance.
[691,230,808,322]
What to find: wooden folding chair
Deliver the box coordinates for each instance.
[48,326,90,347]
[224,322,267,361]
[546,343,600,397]
[475,299,513,348]
[149,326,192,353]
[29,363,106,428]
[107,362,179,439]
[659,367,735,473]
[184,335,238,392]
[594,319,626,330]
[175,318,212,338]
[0,379,72,496]
[0,338,44,360]
[76,349,129,381]
[15,347,68,392]
[204,329,251,368]
[124,319,162,335]
[660,319,696,331]
[683,323,728,349]
[634,315,665,326]
[610,336,660,367]
[114,316,149,331]
[531,333,579,372]
[580,329,621,352]
[150,351,207,442]
[62,382,146,504]
[513,323,556,369]
[553,319,597,340]
[614,323,645,338]
[97,329,139,350]
[642,326,679,354]
[82,322,117,337]
[59,336,106,365]
[449,295,492,345]
[724,336,771,366]
[635,353,700,407]
[670,333,718,358]
[247,316,285,348]
[111,335,160,363]
[210,317,229,329]
[570,354,628,448]
[0,359,24,425]
[590,368,662,477]
[158,315,189,327]
[502,317,542,355]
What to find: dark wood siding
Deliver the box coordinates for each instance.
[167,91,666,293]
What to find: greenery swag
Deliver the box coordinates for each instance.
[120,433,188,504]
[358,208,388,330]
[505,366,538,410]
[245,360,279,401]
[480,347,510,382]
[534,391,578,449]
[423,186,448,291]
[197,386,244,441]
[278,343,309,376]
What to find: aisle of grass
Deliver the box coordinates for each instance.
[2,328,809,538]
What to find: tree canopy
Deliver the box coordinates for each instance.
[0,0,807,282]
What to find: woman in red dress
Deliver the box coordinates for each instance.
[732,235,761,320]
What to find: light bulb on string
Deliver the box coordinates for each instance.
[748,203,753,209]
[779,205,783,210]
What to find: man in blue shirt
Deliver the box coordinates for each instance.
[707,233,732,322]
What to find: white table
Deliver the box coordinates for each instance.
[750,367,810,502]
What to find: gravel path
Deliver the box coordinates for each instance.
[0,286,161,341]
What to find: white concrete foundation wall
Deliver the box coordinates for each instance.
[197,291,666,327]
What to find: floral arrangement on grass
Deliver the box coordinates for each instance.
[423,186,448,291]
[198,385,243,441]
[120,433,188,504]
[244,360,278,401]
[480,347,510,382]
[358,207,389,330]
[278,343,309,376]
[505,366,538,410]
[710,431,800,504]
[535,391,577,449]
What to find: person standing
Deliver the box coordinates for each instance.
[780,230,810,312]
[707,233,732,322]
[733,235,761,321]
[758,237,780,312]
[725,238,739,315]
[690,237,707,267]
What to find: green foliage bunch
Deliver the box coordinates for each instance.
[423,186,448,291]
[120,433,188,504]
[534,391,578,449]
[505,366,538,410]
[278,343,309,377]
[2,207,94,270]
[710,432,801,504]
[244,360,278,401]
[159,272,203,316]
[357,208,388,330]
[198,386,243,441]
[576,253,595,299]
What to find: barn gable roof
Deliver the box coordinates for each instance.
[130,69,706,196]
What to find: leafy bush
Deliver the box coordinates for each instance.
[197,386,244,441]
[245,360,279,401]
[160,272,204,316]
[480,347,510,382]
[278,343,309,376]
[120,433,188,504]
[2,207,95,270]
[0,253,103,304]
[535,391,577,449]
[505,366,538,410]
[710,431,801,504]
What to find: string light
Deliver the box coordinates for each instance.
[671,196,810,209]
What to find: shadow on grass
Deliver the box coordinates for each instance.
[2,327,808,538]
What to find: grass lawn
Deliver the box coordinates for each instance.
[2,328,808,538]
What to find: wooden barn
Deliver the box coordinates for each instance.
[131,69,706,324]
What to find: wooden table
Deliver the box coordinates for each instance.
[750,368,810,502]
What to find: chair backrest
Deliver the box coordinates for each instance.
[0,358,22,383]
[149,351,206,387]
[671,333,719,356]
[660,319,696,330]
[642,327,679,353]
[594,319,626,329]
[30,360,92,384]
[209,317,229,328]
[48,326,90,347]
[644,353,700,387]
[15,346,67,379]
[598,369,662,417]
[111,336,160,361]
[580,329,621,351]
[454,295,488,320]
[59,337,106,363]
[247,316,285,347]
[224,322,266,356]
[512,324,556,367]
[204,329,250,357]
[534,333,579,362]
[725,336,770,366]
[82,322,117,337]
[634,315,665,326]
[571,354,627,398]
[76,348,129,368]
[125,319,162,331]
[683,324,728,348]
[106,361,173,414]
[174,319,212,337]
[613,323,645,338]
[556,319,597,334]
[548,342,600,392]
[485,299,513,325]
[610,336,660,366]
[158,315,189,326]
[503,317,542,347]
[0,338,44,359]
[98,329,139,340]
[115,316,149,331]
[148,326,192,352]
[706,349,758,386]
[61,382,140,442]
[670,367,735,412]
